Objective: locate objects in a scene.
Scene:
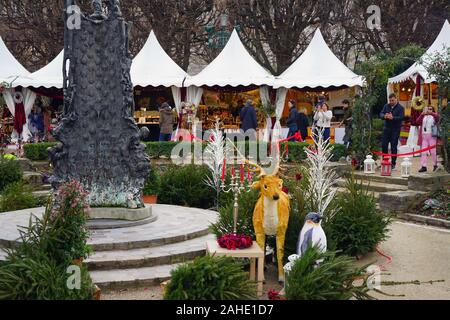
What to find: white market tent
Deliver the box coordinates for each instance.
[274,28,364,89]
[388,20,450,154]
[271,28,364,142]
[389,20,450,84]
[131,30,187,88]
[0,36,30,83]
[184,29,274,88]
[0,36,37,142]
[12,50,64,89]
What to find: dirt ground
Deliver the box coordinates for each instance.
[102,220,450,300]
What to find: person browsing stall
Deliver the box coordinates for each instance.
[380,93,405,170]
[313,102,333,142]
[286,100,299,141]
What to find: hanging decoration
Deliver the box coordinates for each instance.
[12,88,26,135]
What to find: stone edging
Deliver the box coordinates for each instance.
[397,213,450,229]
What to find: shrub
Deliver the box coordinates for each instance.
[49,179,91,263]
[280,142,308,162]
[0,180,94,299]
[285,246,373,300]
[0,182,40,213]
[0,158,22,192]
[164,255,257,300]
[210,189,260,238]
[0,253,93,300]
[23,142,57,161]
[145,141,180,159]
[324,173,391,256]
[143,167,161,195]
[158,164,216,209]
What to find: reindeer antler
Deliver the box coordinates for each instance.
[226,138,266,177]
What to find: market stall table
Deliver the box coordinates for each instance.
[206,240,264,296]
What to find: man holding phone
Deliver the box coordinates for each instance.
[380,93,405,169]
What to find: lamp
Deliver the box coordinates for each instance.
[381,156,392,176]
[364,155,376,174]
[401,157,412,177]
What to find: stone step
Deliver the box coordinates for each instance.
[32,190,51,200]
[31,161,52,172]
[90,263,181,291]
[39,184,52,191]
[86,234,214,271]
[336,178,408,193]
[345,171,409,186]
[23,171,43,186]
[335,187,380,199]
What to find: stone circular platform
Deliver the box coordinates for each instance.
[86,215,158,230]
[0,204,217,251]
[89,205,153,221]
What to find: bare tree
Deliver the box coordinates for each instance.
[132,0,218,71]
[337,0,450,54]
[225,0,333,75]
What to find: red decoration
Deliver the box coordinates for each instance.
[239,164,244,183]
[13,89,26,135]
[295,172,303,181]
[217,234,253,250]
[247,164,252,182]
[268,289,286,300]
[221,159,226,181]
[381,156,392,176]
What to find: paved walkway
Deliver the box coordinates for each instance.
[102,220,450,300]
[357,220,450,299]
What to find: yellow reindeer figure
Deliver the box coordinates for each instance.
[250,162,290,283]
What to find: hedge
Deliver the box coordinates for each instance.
[23,141,346,163]
[23,143,57,161]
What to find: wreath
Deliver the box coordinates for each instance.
[13,92,24,104]
[411,96,426,111]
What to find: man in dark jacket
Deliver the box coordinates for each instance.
[296,107,309,141]
[240,100,258,138]
[286,100,299,141]
[380,93,405,169]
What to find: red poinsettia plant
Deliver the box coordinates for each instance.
[217,233,253,250]
[268,289,287,300]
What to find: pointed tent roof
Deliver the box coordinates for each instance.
[13,50,64,88]
[0,36,30,83]
[389,20,450,84]
[184,29,274,87]
[274,29,364,89]
[131,31,187,87]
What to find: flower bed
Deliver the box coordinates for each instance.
[414,190,450,221]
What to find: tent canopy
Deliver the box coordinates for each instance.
[274,29,364,89]
[12,50,64,89]
[131,31,187,88]
[389,20,450,84]
[184,29,274,87]
[0,36,30,83]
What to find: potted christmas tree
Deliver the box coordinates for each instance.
[143,168,160,204]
